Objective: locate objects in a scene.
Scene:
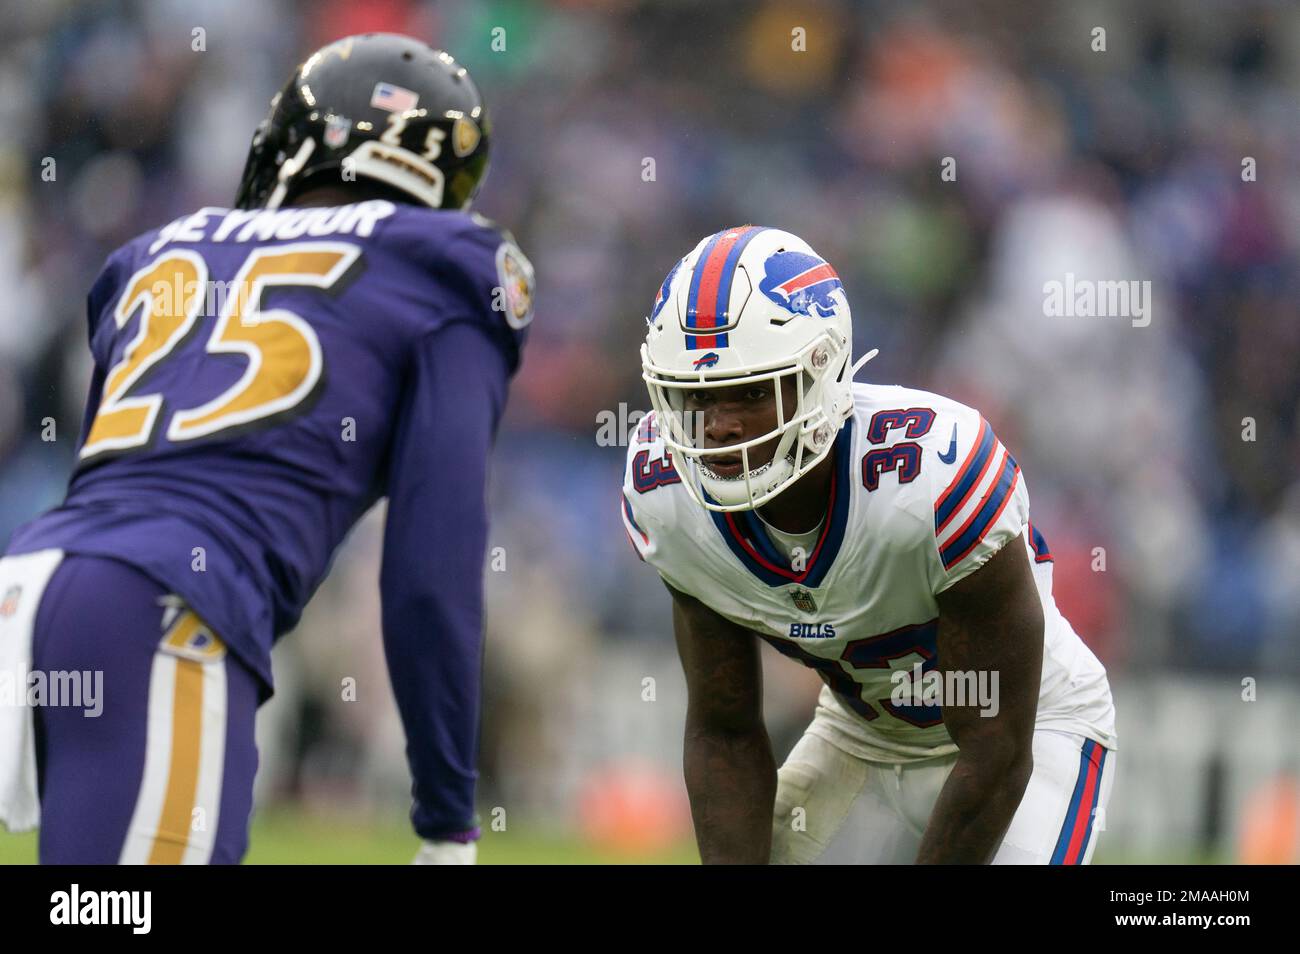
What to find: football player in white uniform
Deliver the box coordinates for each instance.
[621,226,1117,864]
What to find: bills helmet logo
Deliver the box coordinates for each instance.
[692,352,720,369]
[759,250,844,320]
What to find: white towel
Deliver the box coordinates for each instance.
[0,548,64,833]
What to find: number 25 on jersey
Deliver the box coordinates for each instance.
[80,243,359,461]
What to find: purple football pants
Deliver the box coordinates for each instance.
[33,554,260,864]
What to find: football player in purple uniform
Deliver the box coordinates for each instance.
[0,33,534,864]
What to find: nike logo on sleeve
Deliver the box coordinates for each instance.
[937,424,958,464]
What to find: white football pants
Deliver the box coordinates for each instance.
[771,725,1114,864]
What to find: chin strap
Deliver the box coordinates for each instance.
[265,138,317,211]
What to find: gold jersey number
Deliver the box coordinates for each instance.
[81,242,360,461]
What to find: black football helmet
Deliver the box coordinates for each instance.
[234,33,490,211]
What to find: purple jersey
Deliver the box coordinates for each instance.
[6,199,533,838]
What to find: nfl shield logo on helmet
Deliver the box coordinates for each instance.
[790,587,818,615]
[0,585,20,618]
[324,115,352,149]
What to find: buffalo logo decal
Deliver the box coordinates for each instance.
[759,250,844,321]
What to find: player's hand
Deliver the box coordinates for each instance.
[411,840,477,865]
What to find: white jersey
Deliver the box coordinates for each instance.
[621,383,1117,763]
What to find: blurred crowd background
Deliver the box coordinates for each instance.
[1,0,1298,862]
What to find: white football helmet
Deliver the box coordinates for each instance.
[641,226,876,512]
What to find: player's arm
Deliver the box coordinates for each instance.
[668,581,776,864]
[915,537,1043,863]
[379,320,510,862]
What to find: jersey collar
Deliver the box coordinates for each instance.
[707,418,854,588]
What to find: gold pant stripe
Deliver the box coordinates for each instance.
[147,658,204,864]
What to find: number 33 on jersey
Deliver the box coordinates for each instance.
[621,383,1117,763]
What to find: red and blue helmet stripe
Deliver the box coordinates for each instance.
[683,225,765,350]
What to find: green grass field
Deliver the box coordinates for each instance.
[1,822,1222,863]
[0,810,702,864]
[1,810,1225,864]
